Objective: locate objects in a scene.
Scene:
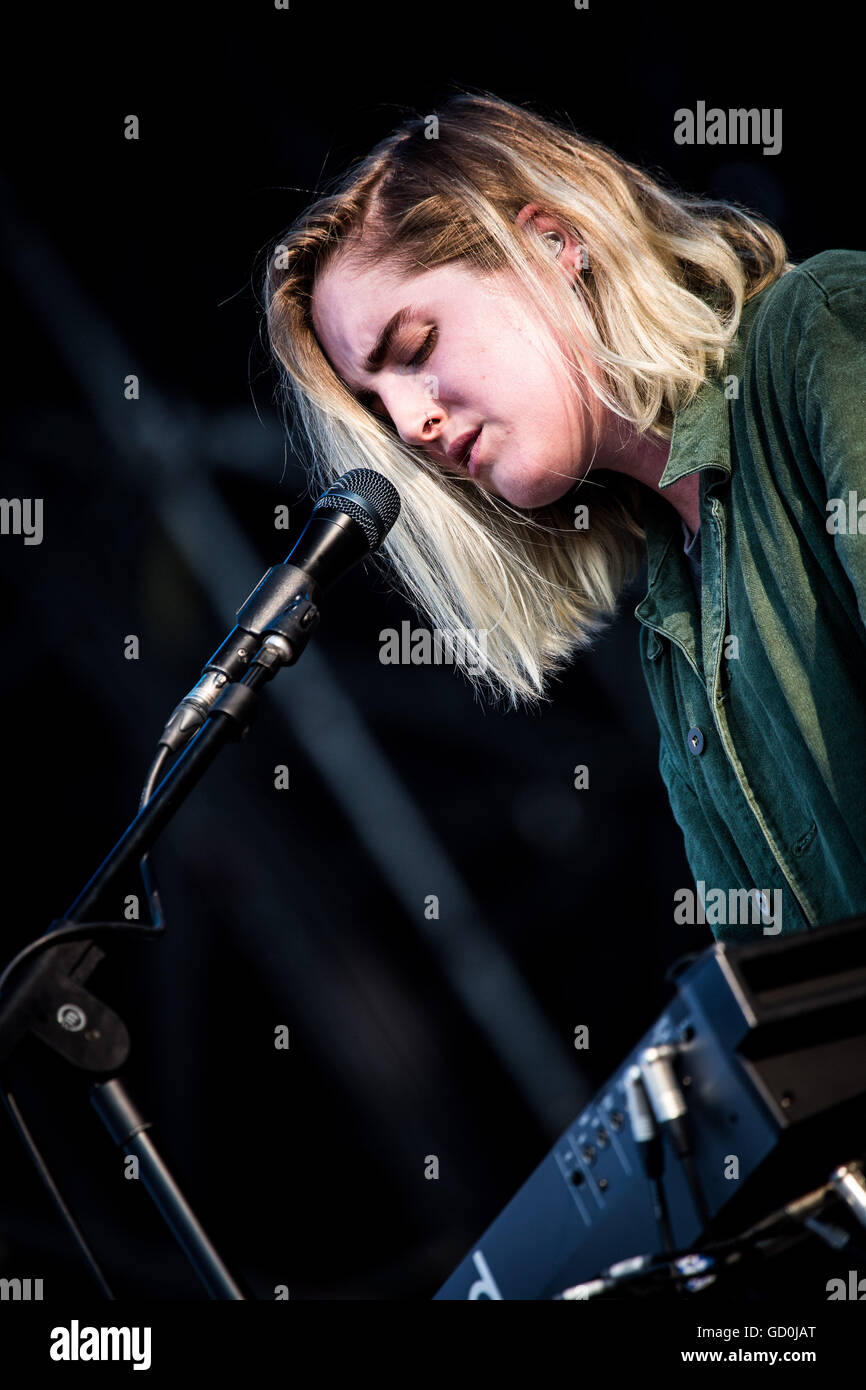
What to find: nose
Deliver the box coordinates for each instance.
[381,378,447,456]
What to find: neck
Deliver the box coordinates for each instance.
[589,414,701,536]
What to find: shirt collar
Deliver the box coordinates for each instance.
[656,286,769,489]
[634,286,773,670]
[658,370,731,486]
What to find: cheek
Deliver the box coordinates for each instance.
[498,323,571,404]
[509,360,577,439]
[458,294,533,379]
[490,290,555,359]
[469,339,551,407]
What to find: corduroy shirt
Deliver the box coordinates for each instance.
[636,249,866,943]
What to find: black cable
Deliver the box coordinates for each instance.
[137,743,173,933]
[562,1216,820,1301]
[557,1170,866,1301]
[680,1147,711,1228]
[650,1175,676,1254]
[621,1222,820,1299]
[0,918,163,1000]
[625,1065,681,1288]
[1,1077,115,1297]
[0,746,177,1300]
[635,1130,675,1253]
[0,748,176,1002]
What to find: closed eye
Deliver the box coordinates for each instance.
[356,327,438,414]
[407,326,437,366]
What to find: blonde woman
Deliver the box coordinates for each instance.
[264,91,866,945]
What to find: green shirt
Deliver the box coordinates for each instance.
[636,249,866,943]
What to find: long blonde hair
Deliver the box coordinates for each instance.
[262,90,791,706]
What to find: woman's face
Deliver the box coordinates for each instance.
[311,249,605,509]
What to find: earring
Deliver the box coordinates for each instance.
[542,231,565,259]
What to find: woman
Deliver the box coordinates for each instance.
[263,91,866,945]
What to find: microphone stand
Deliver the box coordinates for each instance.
[0,587,321,1299]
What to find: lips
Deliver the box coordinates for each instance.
[448,427,482,469]
[466,429,483,477]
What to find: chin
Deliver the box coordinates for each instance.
[492,467,575,510]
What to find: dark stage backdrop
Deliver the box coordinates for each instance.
[0,1,860,1301]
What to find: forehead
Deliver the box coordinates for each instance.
[311,254,410,385]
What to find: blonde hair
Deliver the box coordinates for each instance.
[262,89,791,706]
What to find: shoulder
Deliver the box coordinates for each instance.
[735,250,866,386]
[786,248,866,307]
[746,250,866,336]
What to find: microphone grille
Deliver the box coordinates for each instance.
[313,469,401,550]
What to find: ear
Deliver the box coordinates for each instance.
[515,203,586,277]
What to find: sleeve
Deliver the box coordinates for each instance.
[795,276,866,634]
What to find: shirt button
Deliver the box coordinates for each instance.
[687,726,705,755]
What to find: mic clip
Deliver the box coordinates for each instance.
[255,591,320,665]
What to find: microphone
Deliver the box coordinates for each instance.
[157,468,401,753]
